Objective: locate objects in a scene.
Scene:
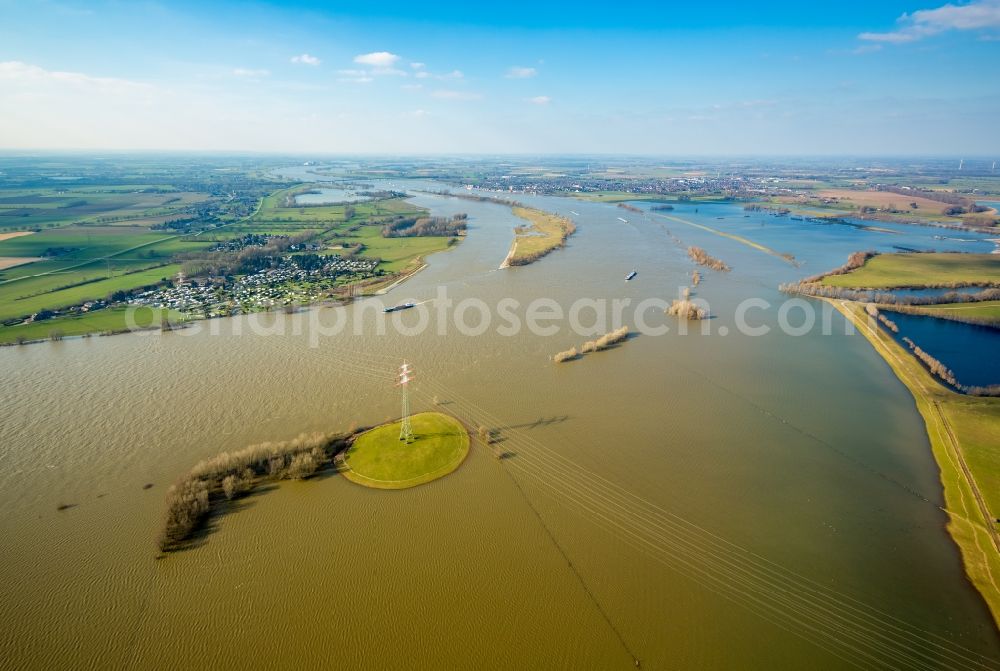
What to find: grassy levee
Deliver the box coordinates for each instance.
[832,299,1000,625]
[822,253,1000,289]
[503,206,575,267]
[341,412,470,490]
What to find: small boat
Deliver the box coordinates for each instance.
[626,270,637,281]
[570,211,580,216]
[383,302,415,313]
[617,217,628,223]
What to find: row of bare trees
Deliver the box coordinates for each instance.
[159,431,353,552]
[553,326,631,363]
[800,250,876,284]
[687,246,730,272]
[865,304,900,333]
[902,336,960,388]
[780,282,1000,311]
[873,313,999,395]
[381,213,468,238]
[879,303,1000,329]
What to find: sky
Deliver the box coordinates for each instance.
[0,0,998,155]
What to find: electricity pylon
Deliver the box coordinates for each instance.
[397,361,414,443]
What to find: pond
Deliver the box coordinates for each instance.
[887,311,1000,388]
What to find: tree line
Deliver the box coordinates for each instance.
[177,232,315,277]
[870,306,998,395]
[158,431,354,552]
[688,246,731,272]
[381,213,467,238]
[553,326,630,363]
[781,283,1000,313]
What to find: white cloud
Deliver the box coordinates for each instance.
[291,53,321,66]
[410,62,425,70]
[431,89,483,101]
[527,95,551,105]
[354,51,400,68]
[233,68,269,78]
[337,70,373,83]
[0,61,150,93]
[852,44,884,54]
[860,0,1000,43]
[402,83,424,90]
[416,69,463,81]
[506,66,537,79]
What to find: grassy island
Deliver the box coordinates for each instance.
[341,412,470,489]
[156,412,470,552]
[501,206,575,268]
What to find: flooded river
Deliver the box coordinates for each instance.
[2,183,999,669]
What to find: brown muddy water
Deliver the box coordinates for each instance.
[1,188,999,670]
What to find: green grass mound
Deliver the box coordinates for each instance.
[341,412,470,489]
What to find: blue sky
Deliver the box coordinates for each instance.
[1,0,998,154]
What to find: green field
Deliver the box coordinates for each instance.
[0,223,216,324]
[245,187,452,273]
[0,306,178,345]
[0,179,460,338]
[341,412,470,489]
[342,227,456,272]
[0,189,207,232]
[0,264,181,322]
[822,253,1000,288]
[921,300,1000,320]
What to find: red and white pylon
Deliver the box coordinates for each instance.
[397,361,414,443]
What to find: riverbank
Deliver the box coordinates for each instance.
[831,299,1000,626]
[1,244,453,347]
[0,306,181,346]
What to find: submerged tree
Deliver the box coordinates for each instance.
[553,347,579,363]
